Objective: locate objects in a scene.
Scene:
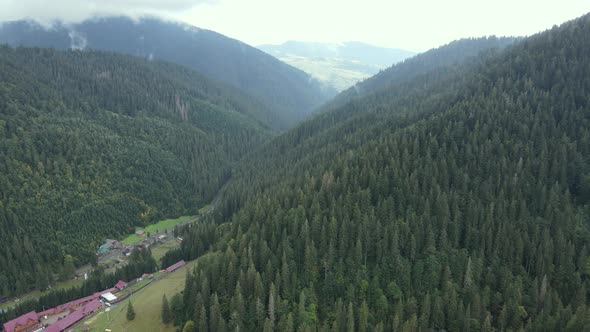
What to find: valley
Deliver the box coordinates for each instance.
[1,8,590,332]
[258,41,416,92]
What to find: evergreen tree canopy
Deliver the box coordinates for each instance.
[174,13,590,331]
[0,46,273,297]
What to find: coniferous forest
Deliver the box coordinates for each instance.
[0,46,273,296]
[0,9,590,332]
[167,14,590,331]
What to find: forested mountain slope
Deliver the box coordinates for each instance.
[0,17,330,129]
[321,36,517,112]
[0,46,272,296]
[170,14,590,331]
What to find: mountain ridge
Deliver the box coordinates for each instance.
[169,13,590,331]
[0,45,273,297]
[0,16,330,129]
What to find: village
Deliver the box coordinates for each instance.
[2,260,186,332]
[2,216,196,332]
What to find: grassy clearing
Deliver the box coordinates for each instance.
[54,277,84,291]
[122,234,142,246]
[72,257,207,332]
[151,240,181,264]
[198,204,211,214]
[121,216,194,245]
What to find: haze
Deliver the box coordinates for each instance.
[1,0,589,51]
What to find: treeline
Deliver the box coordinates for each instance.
[322,36,517,112]
[172,14,590,331]
[160,218,225,269]
[0,248,157,326]
[0,46,273,296]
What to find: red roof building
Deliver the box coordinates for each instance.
[166,260,186,273]
[7,284,116,332]
[43,300,101,332]
[114,280,128,290]
[3,311,39,332]
[39,293,98,316]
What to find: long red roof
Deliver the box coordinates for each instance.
[8,283,114,331]
[166,260,186,272]
[39,293,98,316]
[43,300,101,332]
[3,311,38,332]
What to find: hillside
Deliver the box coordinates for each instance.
[169,14,590,331]
[0,17,329,129]
[321,36,517,112]
[0,46,273,297]
[258,41,415,92]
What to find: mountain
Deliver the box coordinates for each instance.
[0,17,329,129]
[0,46,274,297]
[168,14,590,331]
[321,36,518,111]
[258,41,415,92]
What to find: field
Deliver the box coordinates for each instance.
[1,216,192,311]
[122,215,194,245]
[151,240,181,264]
[72,257,206,332]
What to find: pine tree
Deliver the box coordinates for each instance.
[183,320,195,332]
[346,302,355,332]
[198,304,208,332]
[126,301,136,321]
[359,300,369,332]
[162,294,172,324]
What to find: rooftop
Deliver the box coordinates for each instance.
[166,260,186,273]
[3,311,38,332]
[100,292,117,302]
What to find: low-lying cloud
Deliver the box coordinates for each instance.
[0,0,219,24]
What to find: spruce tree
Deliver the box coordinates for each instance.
[126,301,136,321]
[162,294,172,324]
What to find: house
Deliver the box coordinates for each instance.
[39,293,98,316]
[114,280,128,290]
[100,292,117,304]
[96,242,112,255]
[2,311,39,332]
[43,300,101,332]
[135,230,145,236]
[166,260,186,273]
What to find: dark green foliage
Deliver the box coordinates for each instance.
[160,218,223,269]
[322,36,517,112]
[170,293,184,326]
[174,14,590,331]
[162,294,172,325]
[183,320,195,332]
[0,17,331,129]
[127,301,136,321]
[0,46,272,297]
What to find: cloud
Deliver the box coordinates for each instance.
[0,0,219,24]
[68,30,87,50]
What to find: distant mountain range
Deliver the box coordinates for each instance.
[0,17,330,129]
[258,41,416,91]
[321,36,518,112]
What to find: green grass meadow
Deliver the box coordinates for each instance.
[121,216,194,245]
[72,258,203,332]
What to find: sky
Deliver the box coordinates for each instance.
[0,0,589,52]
